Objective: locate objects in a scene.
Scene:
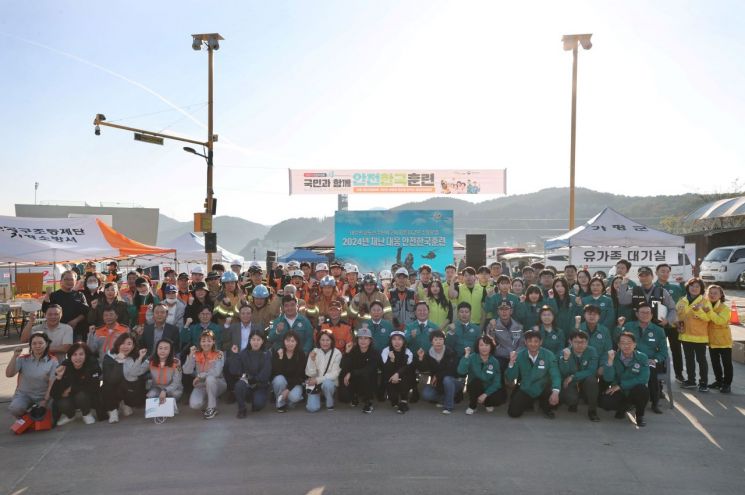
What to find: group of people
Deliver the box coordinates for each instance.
[8,257,734,429]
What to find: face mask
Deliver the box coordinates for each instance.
[87,283,99,290]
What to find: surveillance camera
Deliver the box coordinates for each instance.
[95,125,101,136]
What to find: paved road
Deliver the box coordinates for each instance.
[1,383,744,495]
[1,292,744,495]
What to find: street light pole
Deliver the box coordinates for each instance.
[192,33,223,270]
[569,44,578,231]
[206,39,215,270]
[562,34,592,230]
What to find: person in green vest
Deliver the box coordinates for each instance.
[477,266,495,294]
[414,264,434,301]
[506,330,561,419]
[484,275,520,320]
[424,280,453,329]
[515,285,543,329]
[558,331,600,421]
[578,305,613,379]
[599,331,650,427]
[457,336,506,415]
[268,295,314,354]
[449,267,486,325]
[445,302,482,358]
[537,306,566,356]
[546,277,580,332]
[615,303,668,414]
[579,277,616,329]
[356,300,394,402]
[441,264,460,305]
[655,263,686,383]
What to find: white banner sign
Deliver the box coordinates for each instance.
[571,247,679,266]
[288,169,506,195]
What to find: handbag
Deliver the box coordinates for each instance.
[145,397,176,419]
[307,351,334,395]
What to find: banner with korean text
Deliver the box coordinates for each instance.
[289,169,506,195]
[334,210,454,275]
[570,247,679,266]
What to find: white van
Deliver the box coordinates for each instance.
[700,245,745,288]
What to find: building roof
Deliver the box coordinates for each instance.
[685,196,745,222]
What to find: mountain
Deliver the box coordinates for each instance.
[157,214,270,254]
[159,188,714,259]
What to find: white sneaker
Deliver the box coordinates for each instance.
[82,413,96,425]
[485,406,494,413]
[435,403,444,408]
[441,409,452,415]
[108,409,119,424]
[56,414,75,426]
[120,404,133,417]
[276,396,286,409]
[465,407,475,415]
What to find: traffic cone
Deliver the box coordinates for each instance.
[731,301,741,325]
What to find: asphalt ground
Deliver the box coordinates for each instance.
[1,291,744,495]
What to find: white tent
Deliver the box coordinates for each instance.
[0,215,175,264]
[544,207,685,266]
[136,232,244,267]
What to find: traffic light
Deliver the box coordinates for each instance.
[204,233,217,253]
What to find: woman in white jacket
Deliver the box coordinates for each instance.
[305,329,342,412]
[182,330,226,419]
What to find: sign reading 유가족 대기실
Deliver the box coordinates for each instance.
[334,210,454,275]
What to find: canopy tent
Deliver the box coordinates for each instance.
[544,207,684,250]
[0,215,175,264]
[278,249,328,264]
[133,232,243,266]
[296,234,335,250]
[684,195,745,222]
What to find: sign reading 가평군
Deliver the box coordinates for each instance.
[289,169,506,195]
[334,210,454,275]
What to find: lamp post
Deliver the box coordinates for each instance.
[93,33,224,269]
[562,33,592,230]
[191,33,223,269]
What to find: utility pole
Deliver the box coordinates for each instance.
[93,32,224,268]
[562,34,592,230]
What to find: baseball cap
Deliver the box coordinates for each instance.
[638,266,653,276]
[163,284,177,293]
[177,272,189,280]
[191,265,205,275]
[356,326,372,339]
[206,271,220,280]
[395,267,409,277]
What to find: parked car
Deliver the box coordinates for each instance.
[700,245,745,288]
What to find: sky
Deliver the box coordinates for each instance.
[1,0,743,226]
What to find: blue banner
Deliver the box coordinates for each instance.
[335,210,454,275]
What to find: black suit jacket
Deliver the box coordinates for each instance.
[141,323,180,354]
